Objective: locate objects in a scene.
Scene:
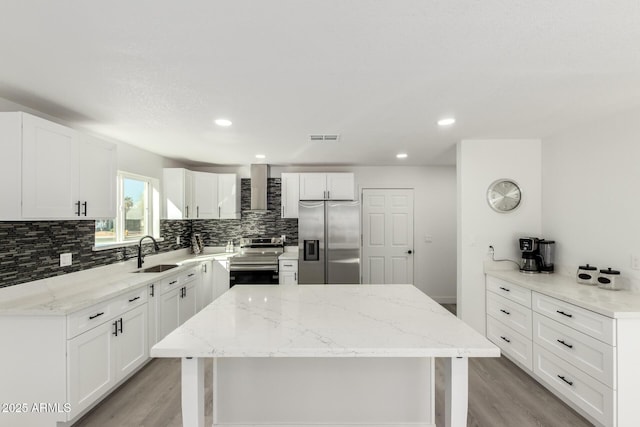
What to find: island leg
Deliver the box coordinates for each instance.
[182,357,205,427]
[444,356,468,427]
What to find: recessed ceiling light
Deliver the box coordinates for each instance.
[214,118,232,127]
[396,153,408,159]
[255,154,266,159]
[437,117,455,126]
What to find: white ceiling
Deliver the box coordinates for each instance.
[1,1,639,166]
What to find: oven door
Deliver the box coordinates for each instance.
[229,265,279,286]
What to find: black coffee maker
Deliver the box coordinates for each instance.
[519,237,555,273]
[519,237,541,273]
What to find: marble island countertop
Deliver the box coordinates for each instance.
[486,268,640,318]
[0,248,236,316]
[151,284,500,358]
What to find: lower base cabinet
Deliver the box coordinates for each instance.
[279,259,298,285]
[213,259,231,299]
[67,304,148,419]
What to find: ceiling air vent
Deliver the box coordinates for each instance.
[309,134,340,142]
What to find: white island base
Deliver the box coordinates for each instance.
[183,356,468,427]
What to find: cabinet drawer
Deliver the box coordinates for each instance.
[181,267,199,284]
[67,300,113,339]
[487,291,532,339]
[532,293,615,345]
[159,273,182,295]
[486,276,531,308]
[110,287,147,315]
[279,260,298,272]
[533,346,614,426]
[487,316,532,371]
[533,313,615,388]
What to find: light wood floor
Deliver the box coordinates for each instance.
[75,305,591,427]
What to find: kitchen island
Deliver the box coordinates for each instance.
[151,284,499,427]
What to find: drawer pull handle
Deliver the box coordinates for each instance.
[557,375,573,386]
[499,287,510,292]
[557,339,573,349]
[500,309,510,315]
[284,264,293,267]
[150,283,155,297]
[169,280,178,285]
[113,320,118,336]
[128,296,140,303]
[500,336,511,343]
[188,273,195,277]
[556,310,573,318]
[89,312,104,320]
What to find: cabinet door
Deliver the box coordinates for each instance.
[326,173,355,200]
[159,288,180,340]
[0,113,22,219]
[280,271,298,285]
[184,170,195,219]
[114,305,148,380]
[147,283,158,351]
[163,168,188,219]
[78,135,117,219]
[197,261,213,311]
[281,173,300,218]
[179,284,197,325]
[218,174,240,219]
[193,171,218,219]
[22,113,80,218]
[67,321,115,418]
[299,173,327,200]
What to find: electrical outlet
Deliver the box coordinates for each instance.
[632,254,640,270]
[60,253,72,267]
[176,236,181,245]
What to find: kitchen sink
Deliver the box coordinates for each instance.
[134,264,179,273]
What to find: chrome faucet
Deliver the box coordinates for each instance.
[138,235,160,268]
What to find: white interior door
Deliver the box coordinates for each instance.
[362,189,414,284]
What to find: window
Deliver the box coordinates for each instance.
[95,172,159,247]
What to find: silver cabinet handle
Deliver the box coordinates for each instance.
[294,272,297,281]
[197,206,199,218]
[218,206,221,217]
[186,206,189,218]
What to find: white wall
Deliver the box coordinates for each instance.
[457,139,541,334]
[542,107,640,291]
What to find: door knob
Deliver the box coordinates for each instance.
[407,250,413,254]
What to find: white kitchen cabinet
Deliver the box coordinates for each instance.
[67,319,114,418]
[77,135,118,219]
[158,270,198,340]
[299,173,355,200]
[193,171,219,219]
[67,302,148,419]
[197,260,214,311]
[279,259,298,285]
[0,112,117,220]
[163,168,195,219]
[281,173,300,218]
[147,282,159,351]
[218,173,241,219]
[213,259,231,300]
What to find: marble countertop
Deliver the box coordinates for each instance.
[486,269,640,318]
[151,284,500,358]
[279,251,299,261]
[0,249,237,316]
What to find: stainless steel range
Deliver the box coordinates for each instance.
[229,237,284,286]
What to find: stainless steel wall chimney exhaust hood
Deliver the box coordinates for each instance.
[250,164,269,212]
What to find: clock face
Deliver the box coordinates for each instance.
[487,179,521,212]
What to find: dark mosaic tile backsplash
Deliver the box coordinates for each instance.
[0,178,297,289]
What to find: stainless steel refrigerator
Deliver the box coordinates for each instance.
[298,200,360,284]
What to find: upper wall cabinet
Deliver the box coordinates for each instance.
[281,173,300,218]
[0,112,117,220]
[217,174,240,219]
[164,168,194,219]
[163,169,240,220]
[299,173,355,201]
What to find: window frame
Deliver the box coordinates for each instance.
[93,171,161,250]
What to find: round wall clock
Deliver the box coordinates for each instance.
[487,179,521,212]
